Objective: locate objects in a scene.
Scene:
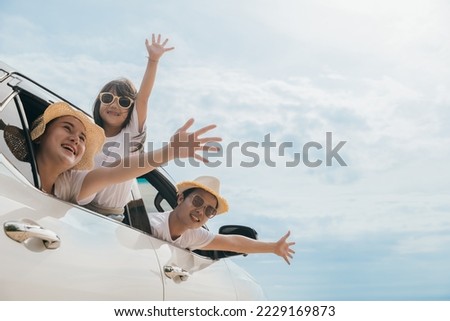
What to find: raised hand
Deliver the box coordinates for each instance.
[169,118,221,163]
[145,33,175,61]
[274,231,296,265]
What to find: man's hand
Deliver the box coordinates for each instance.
[275,231,296,265]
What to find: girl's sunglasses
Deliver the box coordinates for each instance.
[191,194,217,219]
[99,92,134,109]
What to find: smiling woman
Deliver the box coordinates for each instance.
[33,116,91,195]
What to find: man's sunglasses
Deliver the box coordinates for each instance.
[99,92,134,109]
[191,194,217,219]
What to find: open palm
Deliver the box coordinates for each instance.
[145,33,174,60]
[169,118,221,163]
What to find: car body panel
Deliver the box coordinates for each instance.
[1,158,163,300]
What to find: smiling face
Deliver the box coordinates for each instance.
[98,89,131,134]
[37,116,87,171]
[176,188,219,229]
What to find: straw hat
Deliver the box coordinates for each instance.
[0,119,29,162]
[30,102,105,170]
[176,176,229,214]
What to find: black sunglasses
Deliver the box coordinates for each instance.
[191,194,217,219]
[99,92,134,109]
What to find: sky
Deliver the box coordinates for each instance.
[1,0,450,300]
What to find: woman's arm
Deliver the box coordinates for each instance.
[78,118,219,200]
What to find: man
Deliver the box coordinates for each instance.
[149,176,295,264]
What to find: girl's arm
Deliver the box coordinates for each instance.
[202,231,296,265]
[79,119,219,201]
[135,33,174,131]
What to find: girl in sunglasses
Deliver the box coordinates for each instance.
[90,33,174,219]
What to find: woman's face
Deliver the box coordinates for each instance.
[38,116,87,170]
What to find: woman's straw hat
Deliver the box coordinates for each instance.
[31,102,105,170]
[176,176,229,214]
[0,119,29,162]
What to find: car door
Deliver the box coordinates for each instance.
[0,92,163,300]
[129,174,240,300]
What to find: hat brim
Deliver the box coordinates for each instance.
[31,102,105,170]
[177,181,229,215]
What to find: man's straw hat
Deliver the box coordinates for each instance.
[176,176,229,214]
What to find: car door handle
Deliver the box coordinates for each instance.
[4,221,61,249]
[164,265,190,281]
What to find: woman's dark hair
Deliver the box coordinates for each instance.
[92,78,137,130]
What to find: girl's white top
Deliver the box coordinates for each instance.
[88,107,146,215]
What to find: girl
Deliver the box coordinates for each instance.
[90,34,174,218]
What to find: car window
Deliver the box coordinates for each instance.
[0,98,35,183]
[136,177,172,213]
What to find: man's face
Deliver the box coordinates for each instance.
[177,189,218,229]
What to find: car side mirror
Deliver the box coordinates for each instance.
[217,225,258,258]
[219,225,258,239]
[193,225,259,260]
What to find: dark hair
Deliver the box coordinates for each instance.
[182,188,196,199]
[92,78,137,130]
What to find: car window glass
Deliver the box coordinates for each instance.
[136,177,172,213]
[0,99,34,183]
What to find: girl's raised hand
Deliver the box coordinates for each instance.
[145,33,175,61]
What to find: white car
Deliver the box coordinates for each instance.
[0,60,265,300]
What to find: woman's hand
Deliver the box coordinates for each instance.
[169,118,221,163]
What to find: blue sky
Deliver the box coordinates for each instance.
[1,0,450,300]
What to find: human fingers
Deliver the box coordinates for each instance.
[197,136,222,145]
[280,230,291,242]
[194,124,217,137]
[175,118,195,133]
[282,255,291,265]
